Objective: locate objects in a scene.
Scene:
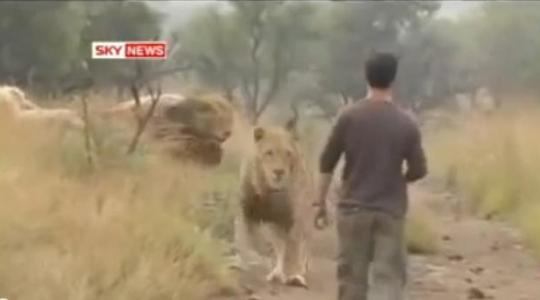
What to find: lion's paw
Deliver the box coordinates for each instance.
[266,268,286,284]
[285,275,308,289]
[227,253,248,271]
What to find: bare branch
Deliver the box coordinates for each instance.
[339,92,350,106]
[126,81,162,155]
[223,86,235,103]
[250,23,262,113]
[285,102,300,132]
[130,84,141,108]
[255,43,285,121]
[241,76,253,102]
[255,76,281,120]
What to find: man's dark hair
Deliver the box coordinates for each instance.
[365,52,398,89]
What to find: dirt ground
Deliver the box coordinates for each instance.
[219,182,540,300]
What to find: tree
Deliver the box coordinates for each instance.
[0,2,87,90]
[0,1,165,96]
[176,1,319,124]
[174,5,246,104]
[81,1,163,95]
[315,1,440,108]
[460,2,540,101]
[395,19,464,111]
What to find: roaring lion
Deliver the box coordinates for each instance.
[235,118,314,288]
[103,92,234,166]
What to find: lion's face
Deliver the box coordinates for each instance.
[164,95,234,143]
[253,126,299,191]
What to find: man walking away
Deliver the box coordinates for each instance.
[313,52,427,300]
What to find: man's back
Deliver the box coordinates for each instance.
[319,99,427,217]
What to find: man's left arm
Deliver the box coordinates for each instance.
[404,124,427,182]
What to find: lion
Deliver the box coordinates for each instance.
[0,85,40,112]
[0,85,84,130]
[235,117,314,288]
[15,108,84,130]
[102,92,234,166]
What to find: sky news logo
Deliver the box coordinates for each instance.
[92,41,167,60]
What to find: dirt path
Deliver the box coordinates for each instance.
[223,182,540,300]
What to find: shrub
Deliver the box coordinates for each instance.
[406,204,439,254]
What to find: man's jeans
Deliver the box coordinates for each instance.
[336,206,407,300]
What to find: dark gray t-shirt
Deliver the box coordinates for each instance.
[319,99,427,218]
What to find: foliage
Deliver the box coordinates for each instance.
[3,1,540,110]
[461,3,540,97]
[0,2,87,89]
[315,1,440,107]
[176,1,319,123]
[0,1,162,95]
[82,1,163,89]
[395,19,465,110]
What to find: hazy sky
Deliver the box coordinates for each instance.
[147,0,482,32]
[437,1,482,19]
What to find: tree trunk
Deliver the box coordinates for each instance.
[80,94,96,169]
[116,85,125,101]
[126,97,160,155]
[247,99,258,125]
[339,92,353,106]
[126,83,162,155]
[26,67,36,90]
[253,42,286,123]
[223,87,234,103]
[240,80,259,125]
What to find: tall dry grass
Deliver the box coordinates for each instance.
[0,112,239,300]
[426,105,540,256]
[405,203,440,255]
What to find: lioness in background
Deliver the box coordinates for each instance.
[0,85,84,130]
[235,118,314,288]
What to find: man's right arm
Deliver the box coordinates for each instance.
[315,114,348,207]
[404,124,427,182]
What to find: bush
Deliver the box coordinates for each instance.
[406,204,439,254]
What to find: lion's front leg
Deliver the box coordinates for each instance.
[266,224,287,284]
[283,226,309,288]
[267,225,309,288]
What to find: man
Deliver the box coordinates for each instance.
[314,52,427,300]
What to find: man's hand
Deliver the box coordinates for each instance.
[314,173,333,230]
[313,203,329,230]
